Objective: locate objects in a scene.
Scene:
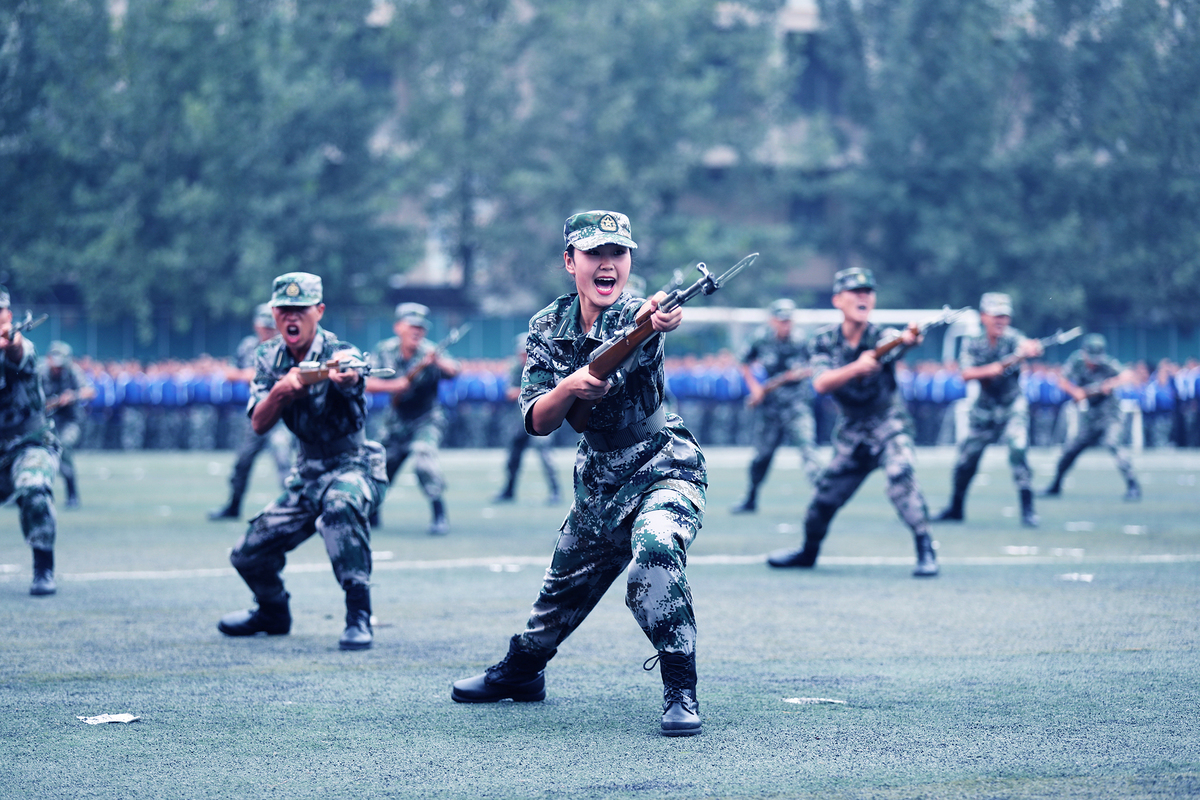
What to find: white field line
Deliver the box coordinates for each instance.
[0,552,1194,582]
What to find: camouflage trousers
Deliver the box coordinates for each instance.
[1,439,61,551]
[227,420,293,502]
[518,485,703,657]
[228,444,387,601]
[954,399,1032,491]
[382,412,445,501]
[805,414,929,544]
[747,401,821,487]
[501,428,559,498]
[1054,412,1136,485]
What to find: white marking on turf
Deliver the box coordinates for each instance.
[15,553,1199,582]
[784,697,846,705]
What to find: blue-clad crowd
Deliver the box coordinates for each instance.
[59,352,1200,451]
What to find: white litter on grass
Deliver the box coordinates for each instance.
[783,697,847,706]
[1058,573,1094,582]
[488,564,523,573]
[1051,548,1086,557]
[372,551,394,561]
[775,523,798,535]
[1123,525,1148,536]
[207,462,222,476]
[1004,546,1039,555]
[1001,507,1016,518]
[78,714,140,725]
[1065,521,1095,532]
[1,564,19,574]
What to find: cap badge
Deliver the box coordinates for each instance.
[285,282,300,298]
[599,214,618,233]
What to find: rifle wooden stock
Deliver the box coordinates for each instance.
[758,367,813,397]
[298,359,340,385]
[564,307,657,433]
[871,323,921,361]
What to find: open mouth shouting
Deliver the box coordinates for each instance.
[595,275,619,296]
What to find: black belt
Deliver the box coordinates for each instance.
[582,406,667,452]
[297,430,364,460]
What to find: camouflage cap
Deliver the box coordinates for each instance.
[395,302,430,327]
[1082,333,1107,355]
[269,272,323,307]
[46,340,72,367]
[832,267,876,294]
[564,210,637,251]
[253,303,276,330]
[0,285,9,309]
[768,298,796,320]
[979,292,1013,317]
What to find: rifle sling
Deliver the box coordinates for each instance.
[582,405,667,452]
[297,430,365,460]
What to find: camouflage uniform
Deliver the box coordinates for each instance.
[939,327,1035,522]
[211,332,293,518]
[1044,343,1139,496]
[735,321,821,509]
[769,313,935,576]
[1,316,61,593]
[495,353,560,503]
[228,325,387,602]
[368,333,454,515]
[39,344,91,507]
[514,290,707,658]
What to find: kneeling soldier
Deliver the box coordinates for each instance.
[217,273,387,650]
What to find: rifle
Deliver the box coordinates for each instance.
[758,366,813,397]
[385,323,470,405]
[5,311,49,341]
[297,357,396,386]
[872,306,969,363]
[565,253,758,433]
[999,327,1083,375]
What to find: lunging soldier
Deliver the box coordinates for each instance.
[217,273,387,651]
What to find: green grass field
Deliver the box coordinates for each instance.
[1,445,1198,799]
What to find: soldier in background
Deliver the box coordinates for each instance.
[366,302,460,535]
[217,272,387,650]
[767,268,937,578]
[1041,333,1142,500]
[0,286,61,595]
[40,341,96,509]
[493,333,561,505]
[933,293,1043,527]
[731,298,821,513]
[208,304,292,520]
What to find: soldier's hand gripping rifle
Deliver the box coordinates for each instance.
[2,311,49,344]
[297,357,396,386]
[871,306,970,363]
[386,323,470,406]
[564,253,758,433]
[998,326,1082,376]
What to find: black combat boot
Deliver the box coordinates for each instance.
[1123,480,1142,502]
[65,476,80,509]
[217,593,291,636]
[730,488,757,514]
[207,499,240,521]
[912,533,938,578]
[451,635,555,703]
[339,582,373,651]
[933,465,973,522]
[1019,488,1039,527]
[30,549,56,596]
[646,651,701,737]
[767,535,822,568]
[429,499,449,536]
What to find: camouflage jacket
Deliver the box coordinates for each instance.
[1063,350,1124,422]
[739,327,811,408]
[0,338,51,445]
[809,322,910,423]
[368,336,452,423]
[521,292,706,523]
[234,334,261,371]
[960,328,1028,409]
[249,327,367,449]
[37,359,92,425]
